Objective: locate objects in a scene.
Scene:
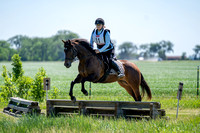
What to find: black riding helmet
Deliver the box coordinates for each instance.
[95,18,105,25]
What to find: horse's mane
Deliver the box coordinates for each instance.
[72,39,97,55]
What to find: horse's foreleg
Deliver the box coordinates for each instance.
[81,81,88,96]
[69,74,82,102]
[80,74,96,96]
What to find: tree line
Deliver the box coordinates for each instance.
[117,41,200,60]
[0,30,78,61]
[0,30,200,61]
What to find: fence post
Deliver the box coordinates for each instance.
[89,82,91,99]
[176,82,183,119]
[197,66,199,98]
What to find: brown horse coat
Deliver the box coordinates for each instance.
[62,39,152,102]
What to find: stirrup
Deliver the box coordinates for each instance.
[117,73,125,78]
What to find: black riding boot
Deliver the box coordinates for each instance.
[111,60,125,78]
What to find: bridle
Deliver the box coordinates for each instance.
[64,45,102,64]
[64,47,78,61]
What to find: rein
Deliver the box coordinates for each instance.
[64,44,103,66]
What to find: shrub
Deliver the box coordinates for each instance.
[11,54,24,82]
[0,66,16,101]
[50,86,60,99]
[0,54,55,102]
[16,76,33,99]
[30,67,47,102]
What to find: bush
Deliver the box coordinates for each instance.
[50,86,60,99]
[0,66,16,101]
[11,54,24,82]
[30,67,47,102]
[16,76,33,99]
[0,54,54,102]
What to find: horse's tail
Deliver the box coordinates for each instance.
[140,73,152,100]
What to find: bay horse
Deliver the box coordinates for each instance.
[62,39,152,102]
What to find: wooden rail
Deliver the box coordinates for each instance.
[47,99,165,119]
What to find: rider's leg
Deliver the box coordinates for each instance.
[103,50,125,78]
[101,51,125,78]
[110,59,125,78]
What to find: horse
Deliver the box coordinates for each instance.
[62,39,152,102]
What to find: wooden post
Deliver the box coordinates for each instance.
[197,66,199,97]
[46,100,54,116]
[150,103,154,119]
[79,101,86,115]
[89,82,91,99]
[43,78,50,100]
[176,82,184,119]
[115,102,123,118]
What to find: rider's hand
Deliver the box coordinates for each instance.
[95,49,100,53]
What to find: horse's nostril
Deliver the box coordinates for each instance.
[64,62,71,68]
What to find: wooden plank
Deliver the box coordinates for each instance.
[10,97,38,106]
[3,109,22,117]
[125,115,150,120]
[158,109,166,116]
[123,108,150,116]
[86,107,115,115]
[54,106,79,114]
[47,100,161,109]
[52,107,165,117]
[7,104,29,113]
[90,114,115,117]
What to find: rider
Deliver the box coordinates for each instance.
[90,18,125,78]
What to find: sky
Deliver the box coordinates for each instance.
[0,0,200,56]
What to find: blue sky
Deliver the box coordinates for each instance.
[0,0,200,56]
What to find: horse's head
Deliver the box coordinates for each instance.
[62,40,77,68]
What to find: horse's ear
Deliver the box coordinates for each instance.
[68,40,72,46]
[62,40,66,43]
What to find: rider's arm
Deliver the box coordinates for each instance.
[90,33,94,49]
[98,31,110,52]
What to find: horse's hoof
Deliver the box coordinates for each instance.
[71,96,76,103]
[82,90,88,96]
[84,91,88,96]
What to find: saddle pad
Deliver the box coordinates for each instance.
[109,60,124,75]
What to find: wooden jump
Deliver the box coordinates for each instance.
[3,97,41,117]
[47,99,165,119]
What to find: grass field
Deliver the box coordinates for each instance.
[0,61,200,133]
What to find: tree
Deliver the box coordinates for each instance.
[2,30,79,61]
[8,35,27,51]
[118,42,138,59]
[181,52,187,60]
[139,44,151,59]
[149,40,174,60]
[0,41,16,61]
[193,45,200,60]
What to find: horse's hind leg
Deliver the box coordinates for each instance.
[126,77,142,101]
[118,81,137,101]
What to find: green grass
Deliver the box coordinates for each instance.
[0,113,199,133]
[0,61,200,133]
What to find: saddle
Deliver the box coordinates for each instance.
[97,56,124,82]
